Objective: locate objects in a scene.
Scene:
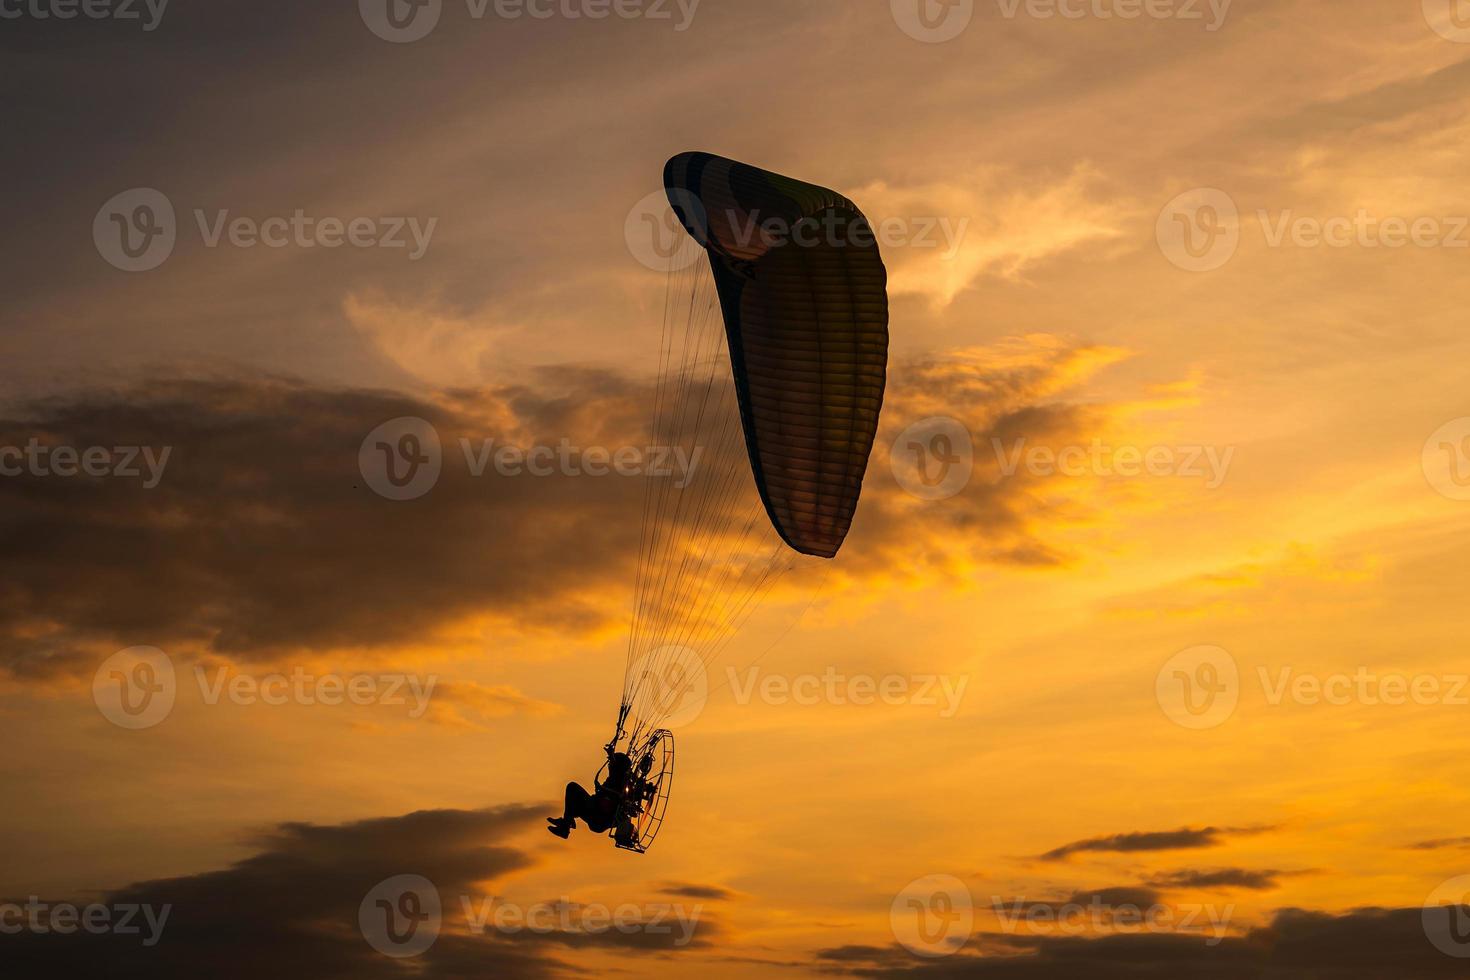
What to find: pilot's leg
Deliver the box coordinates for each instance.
[564,782,594,823]
[549,782,592,838]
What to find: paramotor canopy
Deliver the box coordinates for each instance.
[663,151,890,559]
[618,152,889,753]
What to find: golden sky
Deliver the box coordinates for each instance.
[4,1,1470,976]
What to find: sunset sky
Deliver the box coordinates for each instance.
[5,1,1470,976]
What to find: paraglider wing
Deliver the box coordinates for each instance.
[614,152,891,757]
[664,151,889,558]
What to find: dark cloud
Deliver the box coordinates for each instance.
[656,882,739,901]
[1061,887,1162,912]
[0,373,651,683]
[1,803,721,979]
[1145,868,1306,892]
[1406,838,1470,851]
[996,888,1164,915]
[1039,826,1275,861]
[3,345,1099,686]
[812,905,1470,979]
[991,889,1167,931]
[816,944,916,968]
[845,347,1111,577]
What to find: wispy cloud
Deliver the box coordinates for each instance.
[855,165,1131,307]
[1039,826,1276,861]
[814,904,1468,978]
[1405,837,1470,851]
[1146,868,1311,891]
